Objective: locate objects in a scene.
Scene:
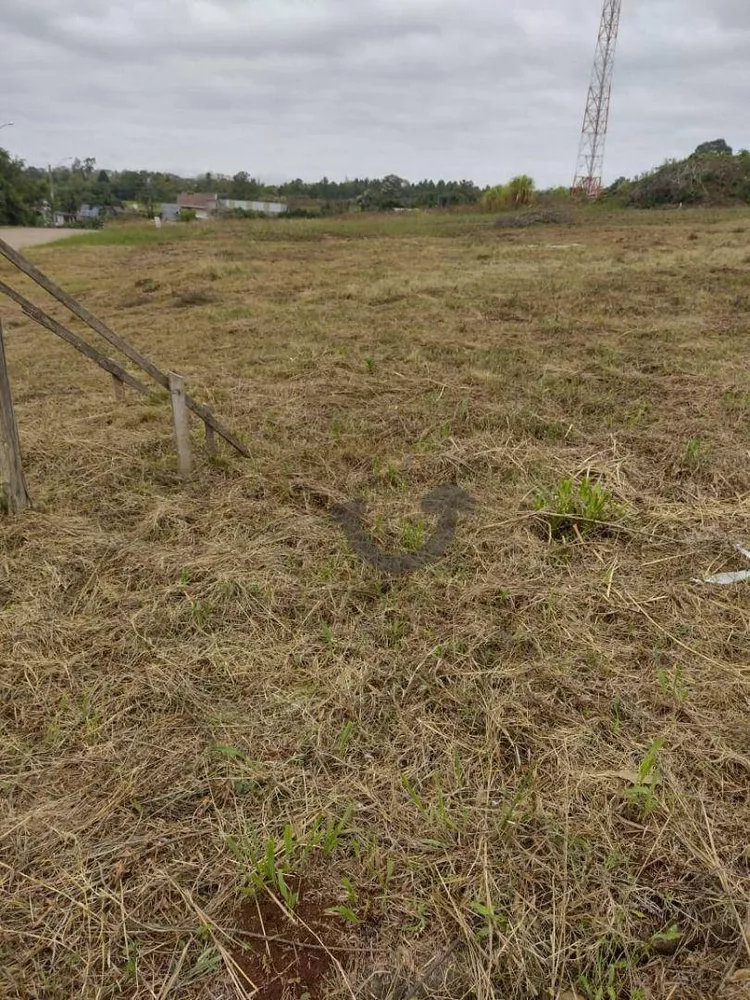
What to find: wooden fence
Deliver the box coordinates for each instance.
[0,235,249,510]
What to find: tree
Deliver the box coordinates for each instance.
[0,148,46,224]
[230,171,261,200]
[482,176,536,212]
[507,175,535,206]
[482,184,509,212]
[693,139,733,157]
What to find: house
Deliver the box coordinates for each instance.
[177,193,218,219]
[218,198,287,216]
[160,203,181,222]
[53,210,77,227]
[77,204,101,221]
[174,193,288,219]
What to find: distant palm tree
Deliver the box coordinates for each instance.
[508,175,535,206]
[482,176,536,212]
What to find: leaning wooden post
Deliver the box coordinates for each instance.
[0,318,30,513]
[168,371,192,477]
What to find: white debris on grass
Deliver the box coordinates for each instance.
[693,544,750,585]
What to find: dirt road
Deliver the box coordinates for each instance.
[0,228,78,250]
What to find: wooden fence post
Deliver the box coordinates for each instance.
[168,372,192,477]
[0,319,30,513]
[112,374,125,401]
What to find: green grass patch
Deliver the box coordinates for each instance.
[47,224,205,248]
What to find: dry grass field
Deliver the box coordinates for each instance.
[1,209,749,1000]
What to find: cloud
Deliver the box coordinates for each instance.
[1,0,748,186]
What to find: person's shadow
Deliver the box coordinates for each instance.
[331,485,475,576]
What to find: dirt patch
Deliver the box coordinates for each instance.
[0,227,78,249]
[233,881,349,1000]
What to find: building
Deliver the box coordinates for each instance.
[177,193,218,219]
[160,203,181,222]
[52,211,77,227]
[218,198,287,216]
[77,204,101,221]
[174,193,288,219]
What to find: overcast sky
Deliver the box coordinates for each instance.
[1,0,748,187]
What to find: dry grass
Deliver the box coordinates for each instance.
[1,209,749,1000]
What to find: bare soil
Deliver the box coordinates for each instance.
[233,879,341,1000]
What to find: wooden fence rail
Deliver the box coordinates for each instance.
[0,280,150,397]
[0,235,250,458]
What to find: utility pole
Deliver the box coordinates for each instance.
[48,157,73,226]
[572,0,622,198]
[48,165,55,224]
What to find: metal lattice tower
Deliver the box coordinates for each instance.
[573,0,622,197]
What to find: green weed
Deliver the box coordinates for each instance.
[122,941,140,980]
[229,825,300,910]
[626,400,650,427]
[400,519,426,552]
[577,936,638,1000]
[190,600,211,628]
[326,878,361,925]
[624,739,665,818]
[468,900,509,942]
[657,664,689,702]
[385,464,406,489]
[325,904,360,924]
[336,721,355,754]
[723,390,750,415]
[650,924,682,953]
[534,475,617,539]
[404,901,429,935]
[684,438,709,467]
[401,775,428,817]
[182,947,221,985]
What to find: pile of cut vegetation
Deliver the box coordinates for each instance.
[494,207,575,228]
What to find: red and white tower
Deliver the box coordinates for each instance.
[573,0,622,197]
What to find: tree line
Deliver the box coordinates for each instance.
[0,154,496,224]
[3,139,747,227]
